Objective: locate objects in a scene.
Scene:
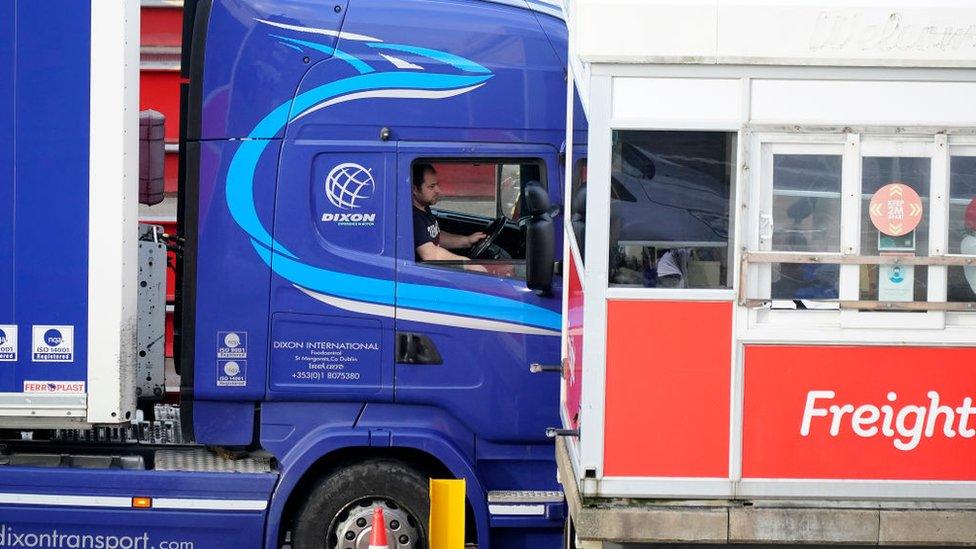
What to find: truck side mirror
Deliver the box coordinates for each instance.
[523,182,555,296]
[139,110,166,206]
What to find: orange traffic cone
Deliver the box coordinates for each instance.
[369,507,390,549]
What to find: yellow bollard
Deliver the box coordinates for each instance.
[429,478,465,549]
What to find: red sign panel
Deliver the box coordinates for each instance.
[869,182,923,236]
[743,345,976,480]
[605,300,731,477]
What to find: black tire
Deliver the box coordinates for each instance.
[292,459,430,549]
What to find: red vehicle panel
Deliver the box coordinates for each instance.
[141,7,182,47]
[140,71,181,142]
[164,151,179,194]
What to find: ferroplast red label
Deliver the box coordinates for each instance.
[22,381,85,394]
[743,345,976,480]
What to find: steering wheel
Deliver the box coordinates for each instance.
[470,216,508,259]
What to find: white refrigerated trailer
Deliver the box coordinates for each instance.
[560,1,976,546]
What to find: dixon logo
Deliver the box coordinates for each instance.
[321,212,377,224]
[322,162,378,227]
[325,163,374,210]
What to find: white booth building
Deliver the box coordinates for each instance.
[560,1,976,545]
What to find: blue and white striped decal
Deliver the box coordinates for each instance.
[478,0,565,20]
[224,21,561,336]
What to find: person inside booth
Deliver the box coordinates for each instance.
[963,198,976,295]
[772,197,840,301]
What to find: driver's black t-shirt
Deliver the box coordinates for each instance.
[413,206,440,249]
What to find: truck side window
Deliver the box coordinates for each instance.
[608,131,736,289]
[410,159,546,278]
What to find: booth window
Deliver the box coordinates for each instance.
[744,134,976,322]
[949,156,976,302]
[771,154,842,301]
[860,157,931,302]
[608,131,736,289]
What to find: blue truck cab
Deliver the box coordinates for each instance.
[0,1,582,547]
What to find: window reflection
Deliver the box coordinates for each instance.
[570,159,587,263]
[949,156,976,302]
[771,154,842,301]
[608,131,735,289]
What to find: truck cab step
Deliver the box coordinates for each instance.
[487,490,564,517]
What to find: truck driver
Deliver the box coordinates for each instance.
[412,163,487,266]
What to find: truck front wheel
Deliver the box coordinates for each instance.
[292,459,430,549]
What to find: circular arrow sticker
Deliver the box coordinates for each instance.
[869,182,923,236]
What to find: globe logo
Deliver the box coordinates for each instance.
[0,329,6,346]
[325,163,374,210]
[44,329,63,347]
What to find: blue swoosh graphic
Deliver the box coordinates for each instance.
[366,43,491,74]
[226,29,560,332]
[252,241,560,330]
[270,34,375,75]
[227,73,491,259]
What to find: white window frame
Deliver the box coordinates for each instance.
[604,129,739,302]
[751,141,845,318]
[845,137,945,329]
[947,143,976,326]
[741,131,976,340]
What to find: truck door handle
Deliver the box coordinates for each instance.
[396,332,443,365]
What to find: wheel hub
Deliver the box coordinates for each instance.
[331,498,421,549]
